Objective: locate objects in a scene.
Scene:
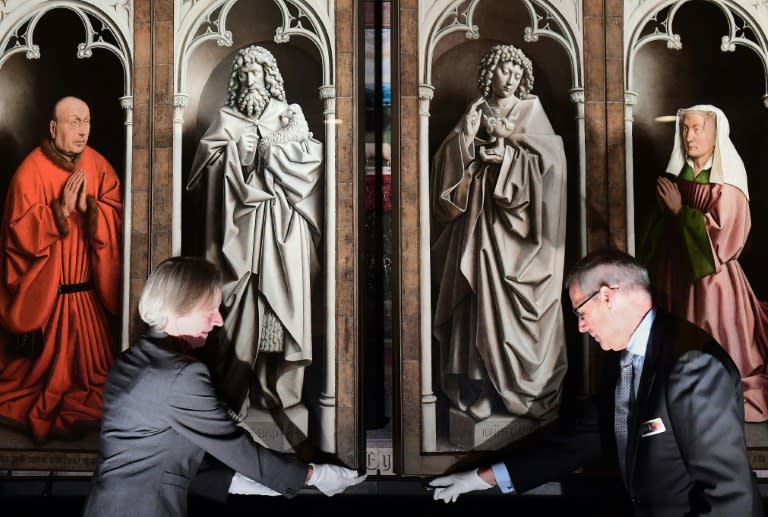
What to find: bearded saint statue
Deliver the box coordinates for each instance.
[186,45,323,420]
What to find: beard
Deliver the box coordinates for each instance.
[237,85,270,117]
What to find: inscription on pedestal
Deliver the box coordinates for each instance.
[449,407,550,451]
[366,443,394,475]
[240,404,308,453]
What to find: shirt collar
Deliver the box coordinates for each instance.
[625,308,655,358]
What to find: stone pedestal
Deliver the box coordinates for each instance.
[239,404,308,453]
[449,407,551,451]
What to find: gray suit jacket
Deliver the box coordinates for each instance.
[82,329,307,517]
[502,311,762,516]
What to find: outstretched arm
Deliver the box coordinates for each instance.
[429,398,603,503]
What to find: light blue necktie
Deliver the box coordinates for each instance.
[615,350,635,481]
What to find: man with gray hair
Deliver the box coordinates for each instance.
[186,45,322,422]
[429,248,761,516]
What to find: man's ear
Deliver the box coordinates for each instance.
[600,284,616,305]
[49,120,56,139]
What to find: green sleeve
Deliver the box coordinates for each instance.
[636,205,715,280]
[636,208,666,267]
[678,205,716,279]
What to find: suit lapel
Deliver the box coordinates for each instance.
[625,313,663,487]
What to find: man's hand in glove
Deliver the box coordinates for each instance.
[306,463,367,496]
[428,468,493,503]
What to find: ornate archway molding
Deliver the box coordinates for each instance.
[419,0,583,89]
[626,0,768,98]
[175,0,334,93]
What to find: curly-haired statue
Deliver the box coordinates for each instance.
[186,45,322,421]
[431,43,568,423]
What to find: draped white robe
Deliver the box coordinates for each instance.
[187,101,322,414]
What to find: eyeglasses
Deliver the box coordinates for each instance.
[572,286,619,320]
[63,119,90,129]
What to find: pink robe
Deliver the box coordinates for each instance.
[644,176,768,422]
[0,142,122,441]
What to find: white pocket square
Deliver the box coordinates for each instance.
[640,417,666,437]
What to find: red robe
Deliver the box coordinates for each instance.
[0,141,122,442]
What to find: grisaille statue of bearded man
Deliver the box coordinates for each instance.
[431,44,567,422]
[186,44,323,419]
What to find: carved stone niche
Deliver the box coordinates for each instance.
[397,0,585,475]
[0,0,132,471]
[175,0,359,466]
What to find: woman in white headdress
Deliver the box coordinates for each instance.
[639,104,768,422]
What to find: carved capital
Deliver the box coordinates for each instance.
[569,88,584,104]
[419,85,434,101]
[172,95,188,124]
[174,94,189,108]
[318,85,335,100]
[624,91,639,121]
[27,45,41,60]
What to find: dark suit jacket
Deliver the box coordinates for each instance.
[82,328,307,517]
[502,311,761,516]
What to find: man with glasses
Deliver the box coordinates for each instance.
[429,248,761,516]
[0,96,123,442]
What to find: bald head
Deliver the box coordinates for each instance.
[49,96,91,159]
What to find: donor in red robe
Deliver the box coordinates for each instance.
[0,97,122,442]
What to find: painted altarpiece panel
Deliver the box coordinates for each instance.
[0,0,133,471]
[624,0,768,467]
[395,0,587,475]
[174,0,359,466]
[0,0,362,475]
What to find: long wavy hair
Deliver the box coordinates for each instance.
[477,44,534,99]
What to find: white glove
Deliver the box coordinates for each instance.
[228,472,280,496]
[428,468,493,503]
[307,463,368,496]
